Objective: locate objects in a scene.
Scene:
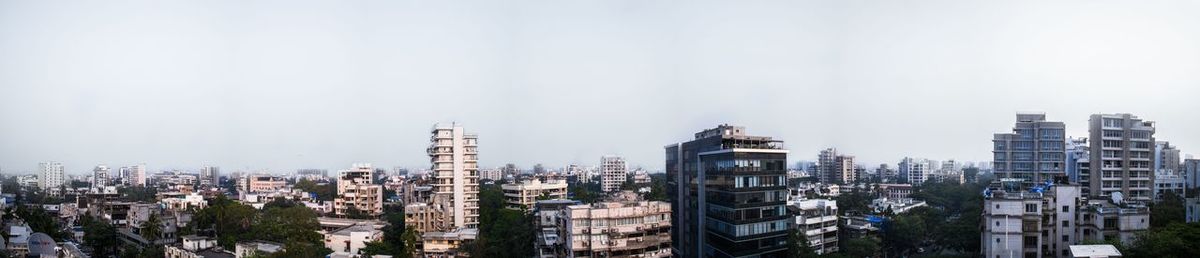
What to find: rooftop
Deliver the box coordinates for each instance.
[1069,245,1122,258]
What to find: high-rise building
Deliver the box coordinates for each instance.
[200,166,219,187]
[334,164,384,216]
[39,161,65,193]
[1155,141,1181,173]
[899,157,932,186]
[817,148,855,185]
[92,165,110,192]
[428,124,480,229]
[1065,137,1089,185]
[992,113,1067,183]
[127,164,147,187]
[666,124,789,257]
[501,178,568,210]
[1088,113,1156,202]
[1185,159,1200,190]
[600,156,627,193]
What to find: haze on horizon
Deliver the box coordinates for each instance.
[2,0,1199,175]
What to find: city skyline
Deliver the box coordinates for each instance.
[3,1,1200,173]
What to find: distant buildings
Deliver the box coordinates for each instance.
[1088,113,1156,202]
[789,199,838,255]
[631,170,652,184]
[501,178,569,210]
[877,183,913,199]
[200,166,219,188]
[324,223,384,257]
[899,157,932,186]
[666,124,789,257]
[428,124,480,229]
[333,164,384,217]
[92,165,110,192]
[38,161,65,194]
[817,148,855,185]
[600,156,627,193]
[992,113,1066,183]
[1155,141,1181,172]
[562,201,672,257]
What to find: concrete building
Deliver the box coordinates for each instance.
[563,201,672,258]
[877,184,914,200]
[1088,114,1156,202]
[234,241,283,258]
[92,165,110,193]
[1155,141,1181,172]
[428,124,480,229]
[631,170,652,184]
[789,199,838,255]
[38,161,65,194]
[129,164,147,187]
[533,200,582,258]
[1066,137,1090,194]
[422,228,477,258]
[666,124,789,257]
[333,164,384,217]
[480,169,503,182]
[246,175,286,193]
[601,156,628,193]
[1153,171,1185,201]
[899,157,933,186]
[164,235,233,258]
[200,166,219,188]
[502,178,569,210]
[992,113,1067,183]
[817,148,856,185]
[324,224,383,258]
[981,181,1149,258]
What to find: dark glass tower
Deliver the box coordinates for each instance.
[667,124,790,258]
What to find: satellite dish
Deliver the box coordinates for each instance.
[28,232,56,256]
[1111,192,1124,205]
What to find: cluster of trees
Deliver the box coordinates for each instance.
[357,204,420,257]
[463,184,536,257]
[182,195,332,257]
[293,178,337,202]
[569,181,603,203]
[883,181,983,256]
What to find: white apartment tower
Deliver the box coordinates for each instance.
[39,161,65,192]
[600,156,627,192]
[428,124,480,229]
[92,165,110,191]
[127,164,147,187]
[899,157,931,186]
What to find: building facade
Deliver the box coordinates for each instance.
[502,178,569,210]
[992,113,1067,183]
[601,156,628,193]
[666,124,789,258]
[563,201,672,258]
[39,161,65,193]
[789,199,838,255]
[200,166,219,188]
[428,124,480,229]
[899,157,932,186]
[333,164,384,217]
[1087,113,1156,202]
[817,149,856,185]
[92,165,110,192]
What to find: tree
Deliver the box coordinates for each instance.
[843,237,881,258]
[788,228,819,258]
[467,184,535,257]
[359,241,394,256]
[400,228,420,257]
[120,186,158,202]
[1124,222,1200,258]
[140,213,163,243]
[1149,192,1185,228]
[294,178,336,201]
[81,215,119,257]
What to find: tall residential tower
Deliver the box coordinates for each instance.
[428,124,480,229]
[992,113,1066,183]
[1088,114,1156,202]
[600,156,628,192]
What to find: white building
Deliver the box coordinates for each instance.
[92,165,110,192]
[899,158,932,186]
[502,178,569,210]
[200,166,220,188]
[38,161,65,193]
[790,199,838,254]
[600,156,627,193]
[324,224,383,258]
[428,124,481,229]
[1153,170,1185,201]
[982,182,1149,258]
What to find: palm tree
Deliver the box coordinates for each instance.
[140,213,163,244]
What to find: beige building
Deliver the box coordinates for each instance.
[243,175,286,193]
[600,156,627,193]
[502,178,569,210]
[428,124,480,229]
[422,228,477,258]
[563,201,671,258]
[333,164,384,217]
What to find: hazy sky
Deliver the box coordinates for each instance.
[2,0,1198,175]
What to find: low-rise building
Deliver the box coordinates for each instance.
[234,241,284,258]
[877,184,913,199]
[502,178,569,210]
[422,228,477,258]
[563,201,671,258]
[870,198,927,214]
[164,235,234,258]
[324,224,383,258]
[982,182,1148,258]
[532,200,582,258]
[790,199,838,254]
[334,164,384,217]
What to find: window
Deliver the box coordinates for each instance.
[1025,204,1037,213]
[1062,235,1069,242]
[1062,206,1069,212]
[1062,220,1070,227]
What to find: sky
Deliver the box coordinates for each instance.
[1,0,1199,175]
